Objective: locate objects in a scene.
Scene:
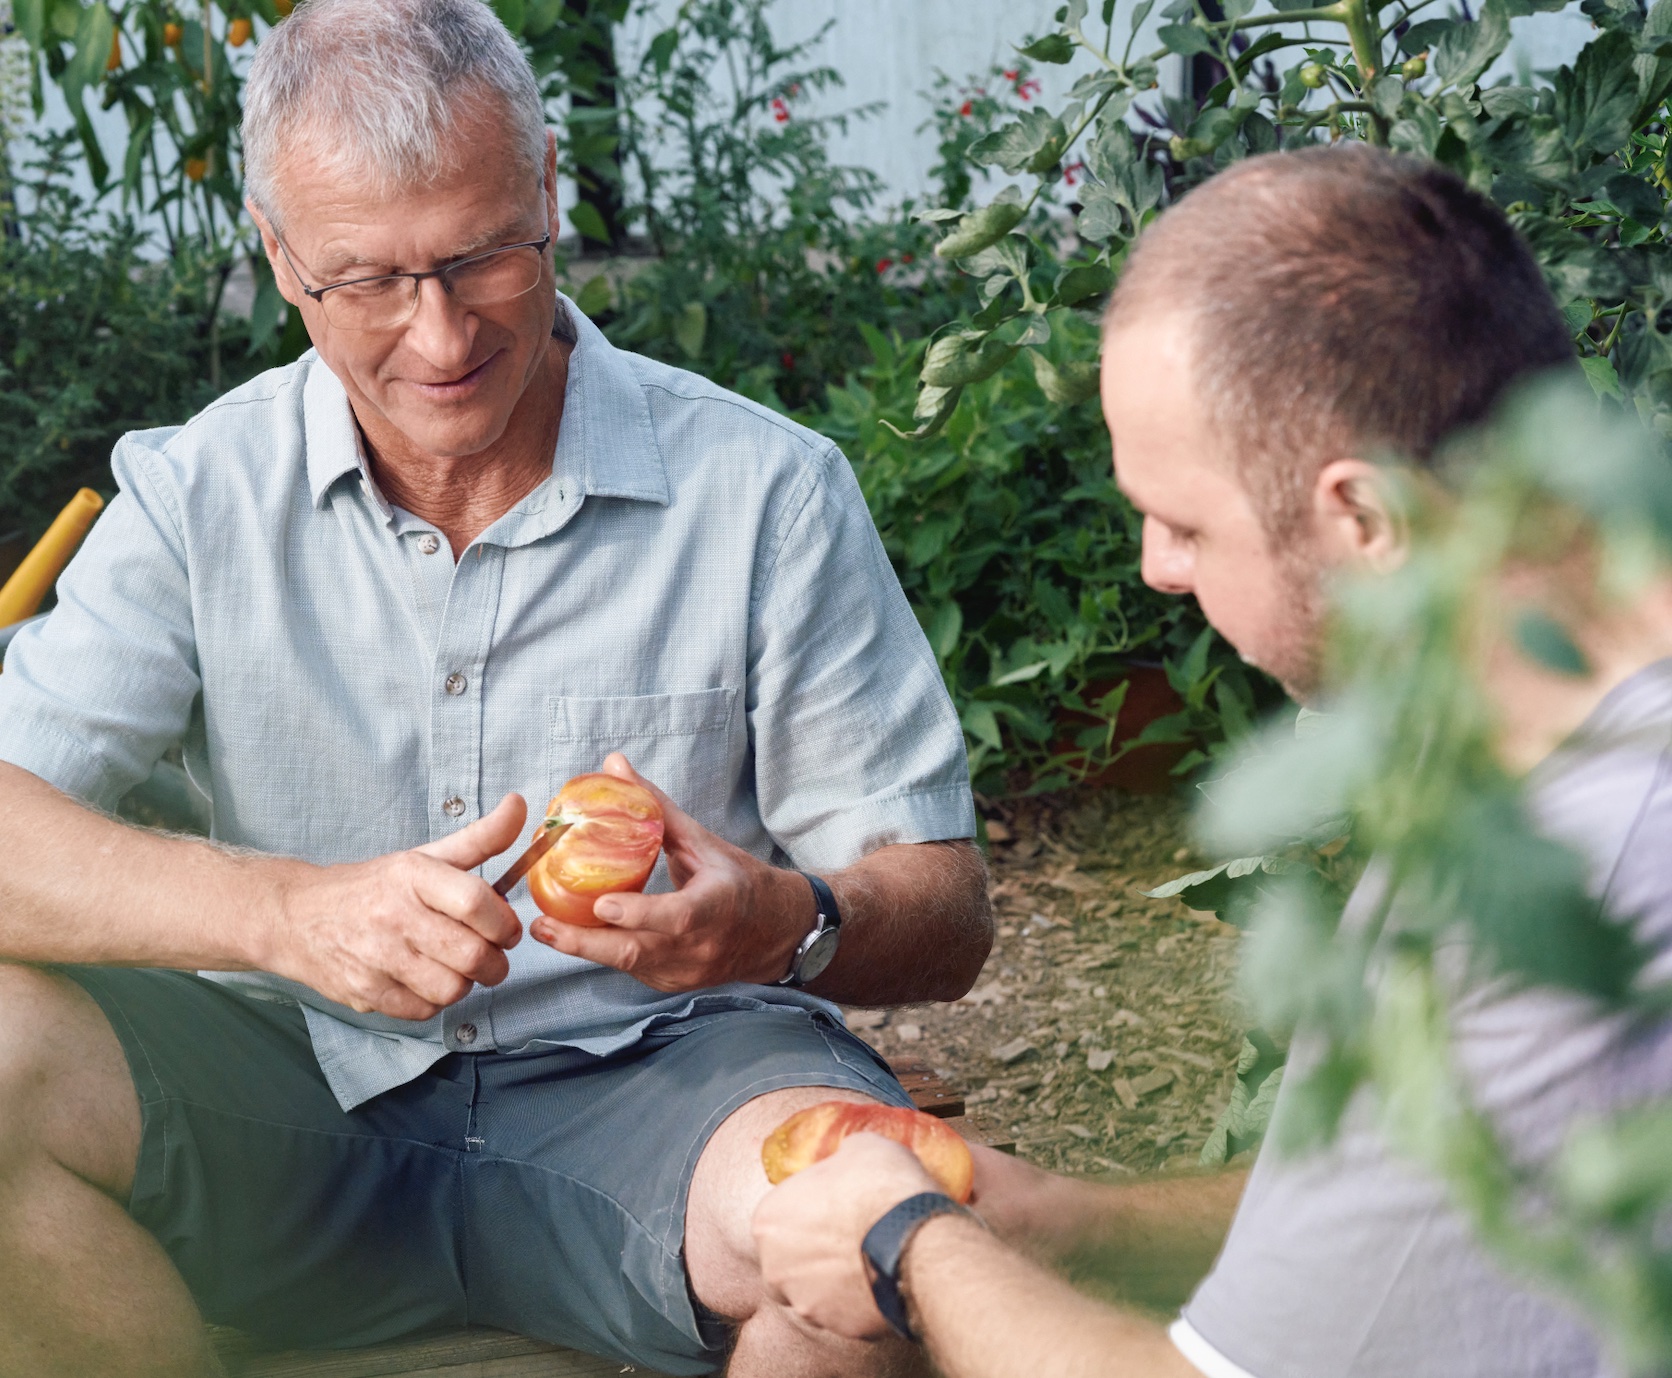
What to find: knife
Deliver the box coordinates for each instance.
[492,817,572,899]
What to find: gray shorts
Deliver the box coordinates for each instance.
[64,967,911,1375]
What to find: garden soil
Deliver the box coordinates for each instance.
[842,788,1246,1176]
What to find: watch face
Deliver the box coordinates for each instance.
[797,926,840,983]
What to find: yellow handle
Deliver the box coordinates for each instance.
[0,488,106,628]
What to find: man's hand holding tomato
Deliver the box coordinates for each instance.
[529,753,812,992]
[753,1132,947,1341]
[263,793,527,1022]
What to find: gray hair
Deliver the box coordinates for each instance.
[242,0,547,227]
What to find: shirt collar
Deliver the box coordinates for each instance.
[301,293,669,522]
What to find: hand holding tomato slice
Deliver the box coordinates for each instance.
[525,773,665,927]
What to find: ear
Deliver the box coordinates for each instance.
[246,200,304,310]
[543,129,561,239]
[1310,458,1408,573]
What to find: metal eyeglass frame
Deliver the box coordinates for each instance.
[274,231,553,328]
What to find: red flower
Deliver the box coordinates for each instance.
[1063,160,1085,186]
[1003,68,1019,81]
[781,351,796,370]
[875,257,894,274]
[1018,78,1042,102]
[771,96,790,124]
[901,253,915,264]
[959,99,973,117]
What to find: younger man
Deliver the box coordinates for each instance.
[754,145,1672,1378]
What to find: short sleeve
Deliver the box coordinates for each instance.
[747,443,975,869]
[0,435,201,809]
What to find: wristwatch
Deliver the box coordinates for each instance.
[860,1191,974,1341]
[779,871,841,987]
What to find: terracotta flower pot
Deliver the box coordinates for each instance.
[1051,663,1189,794]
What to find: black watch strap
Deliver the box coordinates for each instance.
[860,1191,970,1341]
[801,870,840,931]
[780,870,842,987]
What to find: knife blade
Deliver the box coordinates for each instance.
[492,818,572,899]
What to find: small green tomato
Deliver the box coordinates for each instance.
[1299,63,1329,88]
[1400,55,1427,80]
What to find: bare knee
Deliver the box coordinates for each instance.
[0,965,139,1198]
[686,1086,883,1324]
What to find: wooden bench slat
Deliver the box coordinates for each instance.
[213,1326,660,1378]
[892,1056,966,1118]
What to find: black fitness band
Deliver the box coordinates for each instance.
[860,1191,973,1341]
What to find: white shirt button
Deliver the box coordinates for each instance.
[444,672,467,695]
[418,533,441,555]
[455,1022,478,1046]
[442,796,466,818]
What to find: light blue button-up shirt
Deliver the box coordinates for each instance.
[0,298,974,1110]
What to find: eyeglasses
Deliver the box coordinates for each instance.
[275,231,552,332]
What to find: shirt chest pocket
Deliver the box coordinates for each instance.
[546,688,739,829]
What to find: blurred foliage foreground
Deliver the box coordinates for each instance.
[1202,380,1672,1374]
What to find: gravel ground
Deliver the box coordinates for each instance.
[844,788,1247,1176]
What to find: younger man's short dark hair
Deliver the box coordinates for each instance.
[1107,144,1576,536]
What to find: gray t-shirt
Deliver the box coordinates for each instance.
[1181,659,1672,1378]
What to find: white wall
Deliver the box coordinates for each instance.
[620,0,1598,209]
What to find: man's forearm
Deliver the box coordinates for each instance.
[0,761,277,969]
[1022,1168,1248,1310]
[811,838,992,1005]
[904,1215,1200,1378]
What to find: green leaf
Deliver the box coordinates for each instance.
[67,2,115,94]
[1130,0,1157,31]
[934,201,1027,260]
[1389,103,1443,157]
[1369,75,1405,120]
[1145,855,1295,923]
[1049,263,1114,308]
[1603,171,1664,225]
[921,333,1018,387]
[15,0,47,48]
[1513,608,1591,675]
[1432,0,1510,88]
[1030,352,1101,405]
[1401,17,1457,54]
[573,273,613,318]
[673,301,707,359]
[927,602,964,662]
[961,702,1005,751]
[644,26,678,74]
[993,659,1051,687]
[968,110,1069,174]
[122,105,153,203]
[1479,84,1540,119]
[1555,29,1640,155]
[1019,33,1076,63]
[1158,22,1215,56]
[71,104,109,189]
[1581,353,1624,400]
[1557,1104,1672,1225]
[567,200,612,244]
[489,0,527,32]
[247,270,285,357]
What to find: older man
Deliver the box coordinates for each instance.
[754,146,1672,1378]
[0,2,990,1375]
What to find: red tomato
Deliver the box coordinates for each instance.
[527,773,664,927]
